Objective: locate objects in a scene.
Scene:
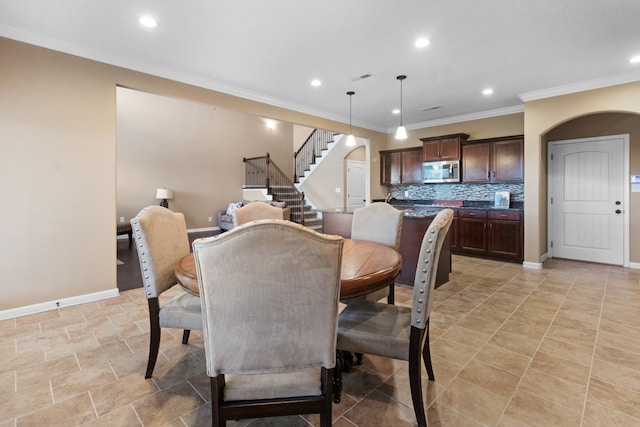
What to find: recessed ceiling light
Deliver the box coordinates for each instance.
[310,79,322,87]
[392,108,400,115]
[415,38,430,48]
[483,88,494,95]
[630,55,640,63]
[139,16,157,28]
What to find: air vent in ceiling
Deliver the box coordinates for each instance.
[351,73,373,81]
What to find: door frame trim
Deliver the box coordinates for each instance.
[547,134,630,267]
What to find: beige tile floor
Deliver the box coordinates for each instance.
[1,255,639,426]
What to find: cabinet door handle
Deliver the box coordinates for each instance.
[493,171,496,177]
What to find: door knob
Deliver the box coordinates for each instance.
[615,209,622,214]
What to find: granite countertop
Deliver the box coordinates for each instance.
[375,199,524,211]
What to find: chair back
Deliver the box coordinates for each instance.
[232,201,284,226]
[351,202,404,250]
[411,208,454,329]
[193,219,344,377]
[130,206,190,299]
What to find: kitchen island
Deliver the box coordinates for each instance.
[322,209,451,288]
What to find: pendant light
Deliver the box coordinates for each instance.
[395,75,407,140]
[346,91,356,146]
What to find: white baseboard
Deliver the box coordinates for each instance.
[0,288,119,320]
[523,261,543,270]
[629,261,640,270]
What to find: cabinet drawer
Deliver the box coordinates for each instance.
[488,210,521,221]
[459,209,487,219]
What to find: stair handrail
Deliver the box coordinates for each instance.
[293,128,335,183]
[243,153,306,225]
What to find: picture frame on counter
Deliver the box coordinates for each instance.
[494,191,510,208]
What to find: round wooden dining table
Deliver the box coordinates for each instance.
[174,238,402,300]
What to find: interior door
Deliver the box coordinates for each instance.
[347,160,366,211]
[548,135,626,265]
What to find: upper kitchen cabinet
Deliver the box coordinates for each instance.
[462,135,524,183]
[421,133,469,161]
[380,147,423,185]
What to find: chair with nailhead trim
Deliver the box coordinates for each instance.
[130,206,203,378]
[336,208,453,427]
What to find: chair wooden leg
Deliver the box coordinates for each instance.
[423,319,435,381]
[333,353,343,403]
[182,330,191,344]
[409,327,428,427]
[387,282,395,304]
[146,298,161,379]
[320,367,333,427]
[211,375,226,427]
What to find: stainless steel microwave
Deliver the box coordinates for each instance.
[422,160,460,183]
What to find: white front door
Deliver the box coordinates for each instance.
[548,135,627,265]
[347,160,366,211]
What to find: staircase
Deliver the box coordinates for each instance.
[243,154,322,232]
[294,128,337,184]
[269,185,322,231]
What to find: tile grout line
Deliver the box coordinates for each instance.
[496,268,586,424]
[430,260,551,422]
[578,271,608,427]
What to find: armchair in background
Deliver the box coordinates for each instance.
[217,200,290,231]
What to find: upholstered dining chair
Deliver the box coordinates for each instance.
[350,202,404,304]
[337,208,454,427]
[192,219,344,427]
[231,201,284,226]
[130,206,203,379]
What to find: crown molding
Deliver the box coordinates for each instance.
[0,26,386,132]
[388,105,525,133]
[519,71,640,102]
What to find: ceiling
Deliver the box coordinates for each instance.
[2,0,640,133]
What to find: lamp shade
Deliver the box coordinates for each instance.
[155,188,173,200]
[395,125,407,140]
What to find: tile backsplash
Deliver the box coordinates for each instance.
[387,182,524,203]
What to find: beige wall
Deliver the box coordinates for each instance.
[2,34,638,313]
[299,137,368,211]
[524,82,640,264]
[117,88,294,229]
[0,37,386,311]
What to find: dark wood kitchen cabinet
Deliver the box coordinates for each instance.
[462,135,524,183]
[487,210,523,261]
[455,209,523,262]
[458,209,488,255]
[421,133,469,161]
[380,147,422,185]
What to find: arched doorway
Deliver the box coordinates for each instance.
[543,112,640,267]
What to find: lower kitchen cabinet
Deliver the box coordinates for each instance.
[455,209,523,262]
[487,210,522,260]
[458,210,487,255]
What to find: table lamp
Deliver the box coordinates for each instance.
[155,188,173,208]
